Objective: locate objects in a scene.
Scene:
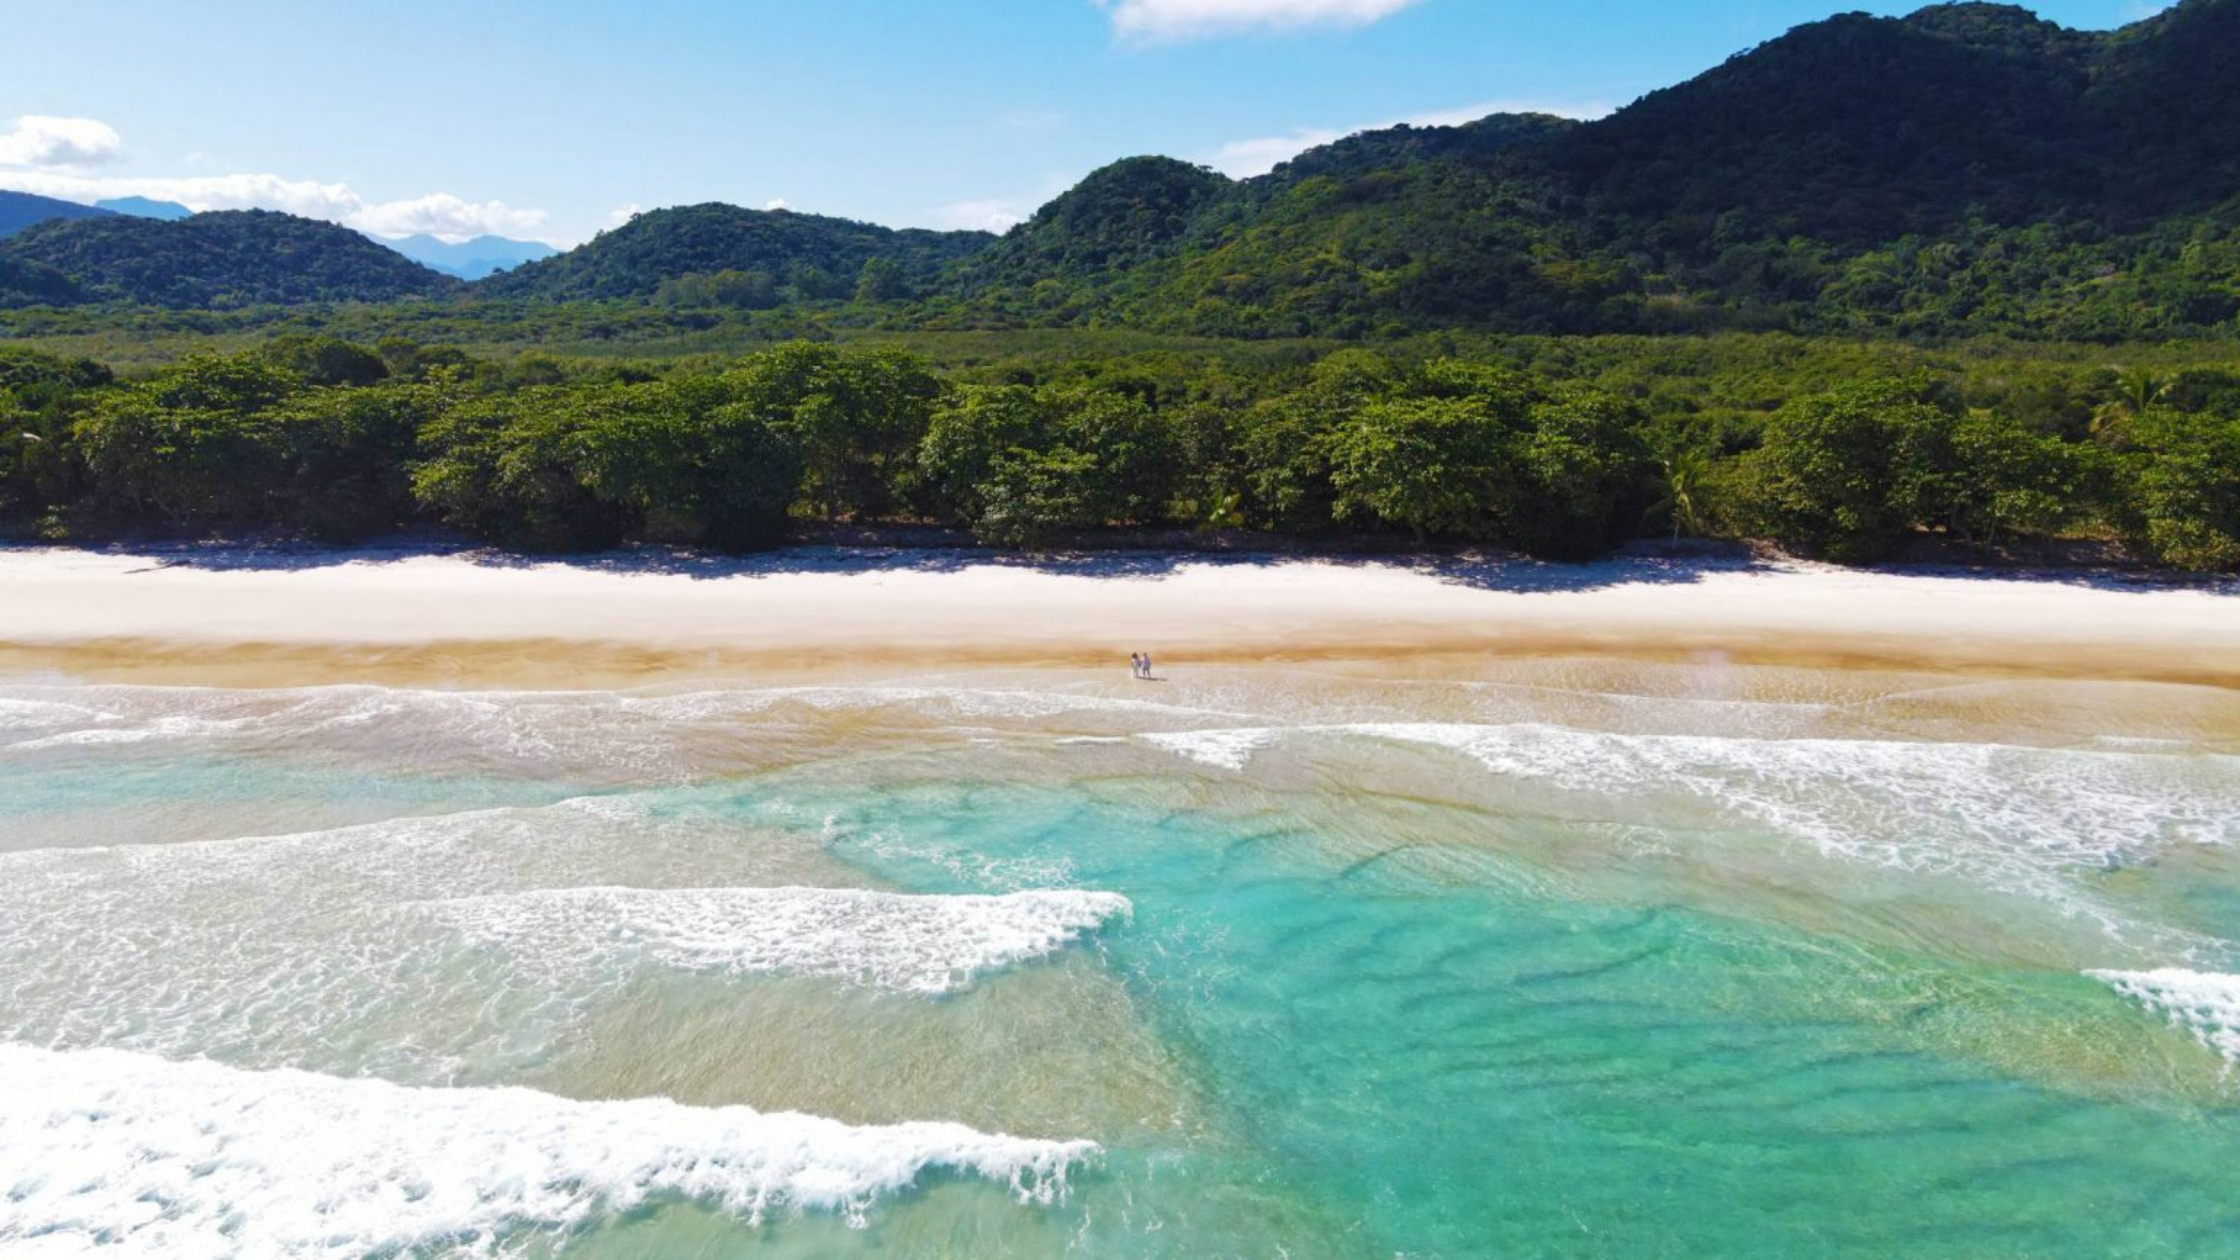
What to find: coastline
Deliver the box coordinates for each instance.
[2,542,2235,688]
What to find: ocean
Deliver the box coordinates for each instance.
[2,658,2237,1257]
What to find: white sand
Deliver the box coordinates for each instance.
[1,547,2234,683]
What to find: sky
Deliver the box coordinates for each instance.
[0,0,2176,247]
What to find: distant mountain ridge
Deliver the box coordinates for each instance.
[0,190,112,239]
[95,197,193,221]
[378,233,557,280]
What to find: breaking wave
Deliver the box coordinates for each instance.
[0,1044,1097,1255]
[2090,968,2240,1067]
[427,885,1132,995]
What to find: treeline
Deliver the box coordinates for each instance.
[3,336,2237,570]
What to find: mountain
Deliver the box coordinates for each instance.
[95,197,193,222]
[477,203,995,301]
[0,190,112,239]
[953,0,2240,338]
[0,210,457,307]
[963,158,1231,280]
[954,119,1584,335]
[378,233,557,280]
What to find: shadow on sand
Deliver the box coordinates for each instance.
[13,534,2236,599]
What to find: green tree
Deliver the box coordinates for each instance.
[739,343,941,520]
[1236,351,1400,533]
[2115,410,2240,571]
[2091,367,2171,443]
[260,334,389,388]
[1046,387,1176,527]
[412,387,632,551]
[1507,387,1652,560]
[1940,412,2090,545]
[971,447,1100,548]
[1324,396,1508,543]
[855,257,908,302]
[0,349,109,524]
[1649,448,1715,541]
[72,354,303,526]
[1737,378,1958,562]
[918,385,1050,525]
[267,380,451,539]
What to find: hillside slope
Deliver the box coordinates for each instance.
[0,210,457,307]
[951,0,2240,338]
[478,204,994,301]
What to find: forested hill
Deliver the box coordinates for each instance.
[477,204,996,302]
[1547,0,2240,241]
[0,211,457,308]
[948,0,2240,339]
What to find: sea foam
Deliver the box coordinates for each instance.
[0,680,1252,779]
[427,885,1133,995]
[0,1044,1098,1255]
[0,804,1129,1073]
[1138,721,2240,937]
[1139,727,1278,771]
[2089,969,2240,1067]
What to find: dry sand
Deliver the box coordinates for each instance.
[1,545,2234,688]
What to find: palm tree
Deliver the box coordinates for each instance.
[2091,367,2170,443]
[1648,448,1713,542]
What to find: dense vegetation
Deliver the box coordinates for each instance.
[4,333,2236,570]
[477,204,993,303]
[0,211,457,308]
[0,256,81,309]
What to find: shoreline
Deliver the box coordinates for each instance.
[2,543,2236,689]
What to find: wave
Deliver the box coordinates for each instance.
[1138,721,2240,939]
[427,886,1132,995]
[1139,728,1278,771]
[2090,969,2240,1067]
[0,803,1126,1072]
[0,681,1255,780]
[0,1044,1097,1254]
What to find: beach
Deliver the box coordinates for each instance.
[2,544,2235,686]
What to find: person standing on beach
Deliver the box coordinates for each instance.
[1130,653,1144,680]
[1141,652,1154,680]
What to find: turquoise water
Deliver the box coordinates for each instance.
[2,668,2238,1256]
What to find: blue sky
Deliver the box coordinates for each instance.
[0,0,2174,246]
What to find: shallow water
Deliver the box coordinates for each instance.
[3,662,2238,1257]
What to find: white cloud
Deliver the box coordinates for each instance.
[0,169,550,244]
[349,192,547,242]
[764,198,790,212]
[1099,0,1422,41]
[1208,97,1616,177]
[1212,128,1348,177]
[0,115,124,168]
[932,199,1027,233]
